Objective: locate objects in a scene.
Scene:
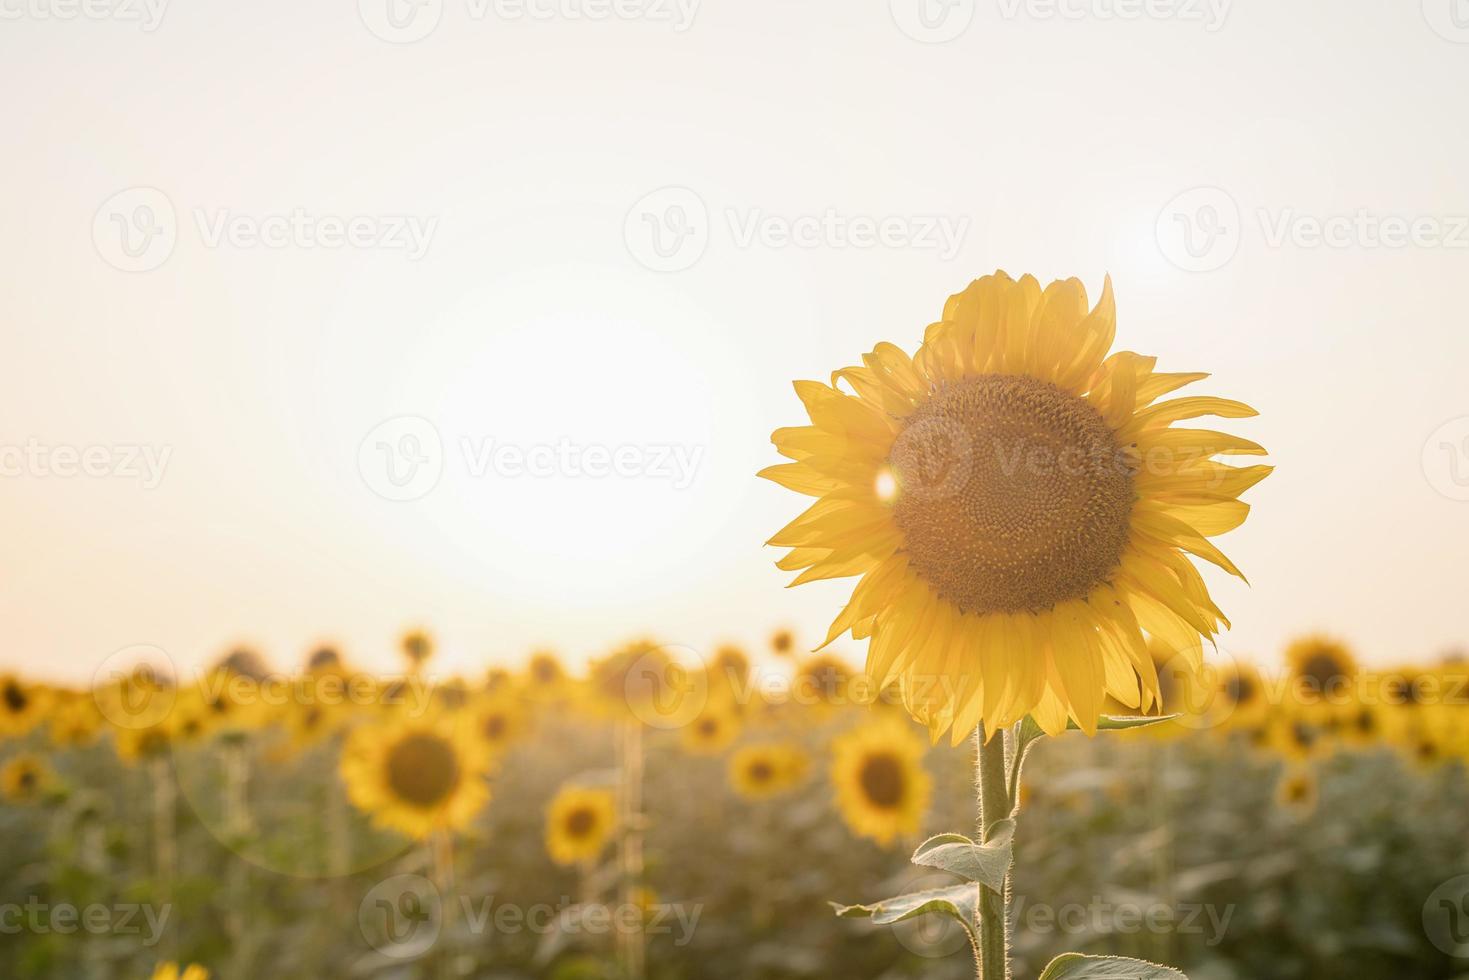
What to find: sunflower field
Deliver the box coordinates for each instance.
[2,629,1468,980]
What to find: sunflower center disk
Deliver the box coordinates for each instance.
[889,374,1135,615]
[386,733,461,808]
[858,753,906,809]
[565,807,596,838]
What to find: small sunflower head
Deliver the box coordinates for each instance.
[400,629,435,667]
[545,785,617,868]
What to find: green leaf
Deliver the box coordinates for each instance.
[831,883,979,946]
[1038,953,1188,980]
[909,820,1014,890]
[1020,714,1181,742]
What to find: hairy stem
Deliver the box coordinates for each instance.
[976,727,1012,980]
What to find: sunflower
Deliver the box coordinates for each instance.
[400,628,435,669]
[1266,712,1329,762]
[1379,666,1433,710]
[709,645,752,696]
[112,717,174,765]
[1,752,51,803]
[544,785,617,868]
[150,964,209,980]
[830,719,932,846]
[48,691,103,748]
[769,629,795,658]
[761,271,1267,742]
[729,743,809,800]
[0,674,48,738]
[681,701,741,755]
[523,649,570,703]
[585,639,669,722]
[1108,637,1213,738]
[792,653,856,712]
[468,692,529,758]
[1274,766,1318,815]
[193,668,270,736]
[340,715,489,839]
[1215,659,1271,731]
[1285,636,1358,709]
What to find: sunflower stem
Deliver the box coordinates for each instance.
[618,718,647,980]
[975,726,1012,980]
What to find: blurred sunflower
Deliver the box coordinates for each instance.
[681,702,741,755]
[1380,666,1432,710]
[400,629,435,670]
[792,653,857,714]
[340,716,489,839]
[1285,636,1358,709]
[586,639,668,723]
[709,645,751,695]
[1274,766,1318,815]
[48,692,103,748]
[150,964,209,980]
[1107,638,1213,738]
[112,719,173,766]
[761,271,1267,741]
[523,649,570,703]
[1267,713,1329,762]
[769,629,795,658]
[544,785,617,868]
[1215,659,1270,731]
[729,743,808,800]
[468,692,529,758]
[1,752,51,803]
[830,720,932,846]
[0,675,48,738]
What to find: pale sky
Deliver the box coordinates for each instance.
[3,0,1467,683]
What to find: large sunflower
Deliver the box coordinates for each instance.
[761,271,1268,741]
[340,716,489,839]
[830,719,932,846]
[544,784,617,868]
